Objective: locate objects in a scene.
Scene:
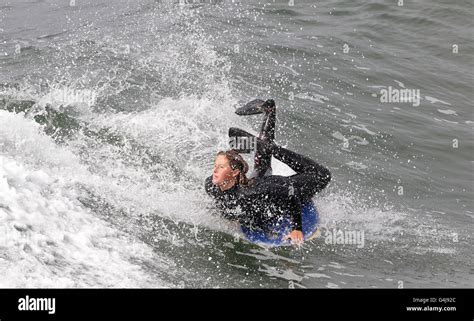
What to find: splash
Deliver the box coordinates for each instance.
[0,111,173,287]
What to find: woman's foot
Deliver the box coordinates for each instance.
[235,99,275,116]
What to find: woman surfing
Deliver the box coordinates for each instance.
[205,99,331,246]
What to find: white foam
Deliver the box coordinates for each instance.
[75,96,243,231]
[326,282,340,288]
[393,80,405,88]
[437,109,457,116]
[316,191,407,242]
[352,123,376,136]
[433,117,459,124]
[425,96,451,106]
[0,111,172,287]
[295,92,329,103]
[0,156,169,288]
[345,161,368,170]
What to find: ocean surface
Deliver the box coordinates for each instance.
[0,0,472,288]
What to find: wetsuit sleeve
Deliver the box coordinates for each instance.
[272,145,331,200]
[287,197,303,231]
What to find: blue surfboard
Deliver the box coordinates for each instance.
[240,201,320,247]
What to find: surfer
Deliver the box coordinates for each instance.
[205,99,331,245]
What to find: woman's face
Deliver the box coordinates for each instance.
[212,155,239,187]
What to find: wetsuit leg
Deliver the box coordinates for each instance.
[252,108,276,179]
[272,145,331,200]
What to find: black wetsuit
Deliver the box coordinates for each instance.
[205,145,331,233]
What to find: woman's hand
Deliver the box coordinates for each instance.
[284,230,304,246]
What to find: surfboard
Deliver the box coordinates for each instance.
[239,200,320,247]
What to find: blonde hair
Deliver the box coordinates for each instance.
[216,150,249,186]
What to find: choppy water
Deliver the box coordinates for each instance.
[0,0,472,288]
